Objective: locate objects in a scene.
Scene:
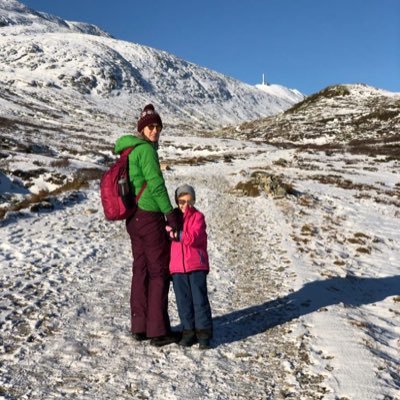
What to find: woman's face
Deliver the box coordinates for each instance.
[177,194,192,213]
[142,124,162,142]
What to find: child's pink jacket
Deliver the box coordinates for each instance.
[169,206,209,274]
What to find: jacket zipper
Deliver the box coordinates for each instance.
[180,241,187,273]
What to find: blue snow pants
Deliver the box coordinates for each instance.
[172,270,212,331]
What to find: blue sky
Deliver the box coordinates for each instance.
[22,0,399,95]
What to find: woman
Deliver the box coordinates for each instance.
[114,104,179,347]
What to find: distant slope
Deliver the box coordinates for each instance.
[218,84,400,155]
[255,83,304,106]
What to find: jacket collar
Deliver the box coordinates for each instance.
[183,205,196,219]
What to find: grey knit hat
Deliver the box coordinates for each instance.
[175,184,196,205]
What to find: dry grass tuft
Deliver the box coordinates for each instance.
[301,224,318,236]
[234,181,260,197]
[50,158,70,168]
[356,247,371,254]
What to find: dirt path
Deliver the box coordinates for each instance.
[1,160,323,399]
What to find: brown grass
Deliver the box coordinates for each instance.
[356,247,371,254]
[334,260,346,266]
[354,232,371,239]
[273,158,289,167]
[301,224,318,236]
[50,158,70,168]
[234,181,260,197]
[307,174,377,191]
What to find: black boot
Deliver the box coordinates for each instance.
[150,331,181,347]
[179,330,197,347]
[132,332,148,342]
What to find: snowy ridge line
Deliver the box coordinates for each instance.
[0,0,112,37]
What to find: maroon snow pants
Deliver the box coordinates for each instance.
[126,209,171,337]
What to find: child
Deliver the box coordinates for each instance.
[166,184,213,349]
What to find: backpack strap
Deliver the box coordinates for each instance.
[135,181,147,203]
[123,145,147,205]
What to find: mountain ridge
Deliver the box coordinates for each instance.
[0,0,304,139]
[0,0,112,37]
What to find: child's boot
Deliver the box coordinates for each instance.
[179,330,197,347]
[196,328,212,350]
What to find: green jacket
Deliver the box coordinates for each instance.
[114,135,173,214]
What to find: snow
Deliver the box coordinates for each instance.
[1,135,399,399]
[0,1,399,399]
[255,83,304,105]
[0,171,29,200]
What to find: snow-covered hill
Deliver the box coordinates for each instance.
[0,0,303,144]
[0,0,303,214]
[0,0,111,37]
[255,83,304,106]
[221,84,400,150]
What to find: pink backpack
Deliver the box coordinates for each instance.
[100,146,146,221]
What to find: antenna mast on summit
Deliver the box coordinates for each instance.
[262,73,265,85]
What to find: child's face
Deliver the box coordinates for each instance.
[177,194,192,213]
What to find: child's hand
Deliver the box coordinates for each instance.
[165,225,177,240]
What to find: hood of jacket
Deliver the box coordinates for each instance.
[114,134,154,154]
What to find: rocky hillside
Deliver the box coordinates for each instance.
[218,84,400,157]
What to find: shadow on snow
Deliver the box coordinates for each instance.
[0,191,88,228]
[213,274,400,346]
